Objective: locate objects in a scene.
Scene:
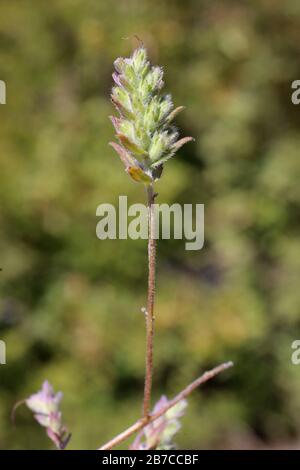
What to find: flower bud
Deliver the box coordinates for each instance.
[25,381,71,450]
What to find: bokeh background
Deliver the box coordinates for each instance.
[1,0,300,450]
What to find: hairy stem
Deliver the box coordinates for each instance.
[99,361,233,450]
[143,183,156,419]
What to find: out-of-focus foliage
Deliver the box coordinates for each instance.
[0,0,300,449]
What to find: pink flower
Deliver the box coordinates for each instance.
[131,395,187,450]
[25,381,70,450]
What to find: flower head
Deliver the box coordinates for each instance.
[110,47,194,183]
[25,381,70,450]
[131,395,187,450]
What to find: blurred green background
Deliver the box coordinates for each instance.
[1,0,300,450]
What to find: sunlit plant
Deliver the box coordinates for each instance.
[15,45,233,451]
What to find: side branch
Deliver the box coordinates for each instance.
[99,361,233,450]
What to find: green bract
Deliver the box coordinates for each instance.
[110,47,193,183]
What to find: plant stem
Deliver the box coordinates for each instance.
[143,183,156,419]
[98,361,233,450]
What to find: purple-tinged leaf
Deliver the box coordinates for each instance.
[109,115,122,133]
[111,96,134,120]
[112,72,123,88]
[172,136,194,152]
[166,106,185,123]
[109,142,135,167]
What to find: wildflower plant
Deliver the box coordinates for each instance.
[14,45,233,451]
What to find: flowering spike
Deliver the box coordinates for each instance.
[110,47,193,183]
[130,395,188,450]
[20,381,71,450]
